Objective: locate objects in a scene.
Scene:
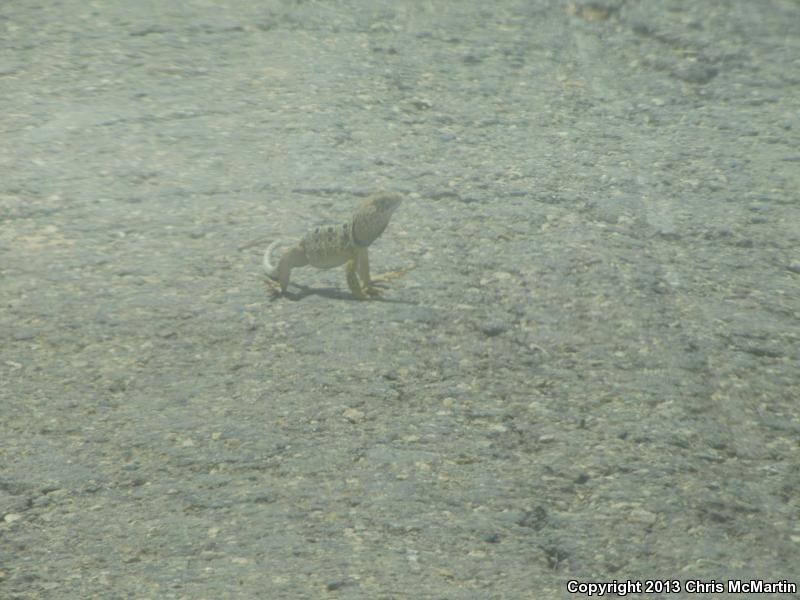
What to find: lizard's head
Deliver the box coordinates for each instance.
[371,192,403,215]
[352,192,404,247]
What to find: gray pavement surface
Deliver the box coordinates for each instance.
[2,1,799,598]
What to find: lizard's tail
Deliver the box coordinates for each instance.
[263,240,281,279]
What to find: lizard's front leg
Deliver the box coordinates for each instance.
[346,257,369,300]
[355,247,382,297]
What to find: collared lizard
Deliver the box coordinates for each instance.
[262,192,410,299]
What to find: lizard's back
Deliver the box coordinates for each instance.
[300,222,355,269]
[298,192,402,269]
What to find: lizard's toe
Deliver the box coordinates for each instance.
[370,265,416,284]
[264,278,283,297]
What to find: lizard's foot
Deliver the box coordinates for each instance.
[264,277,283,297]
[361,284,383,298]
[368,264,417,287]
[358,264,415,297]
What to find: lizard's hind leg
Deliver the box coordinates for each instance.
[263,241,284,295]
[265,243,308,294]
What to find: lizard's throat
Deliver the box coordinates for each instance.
[352,220,388,247]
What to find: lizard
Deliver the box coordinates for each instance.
[262,192,410,299]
